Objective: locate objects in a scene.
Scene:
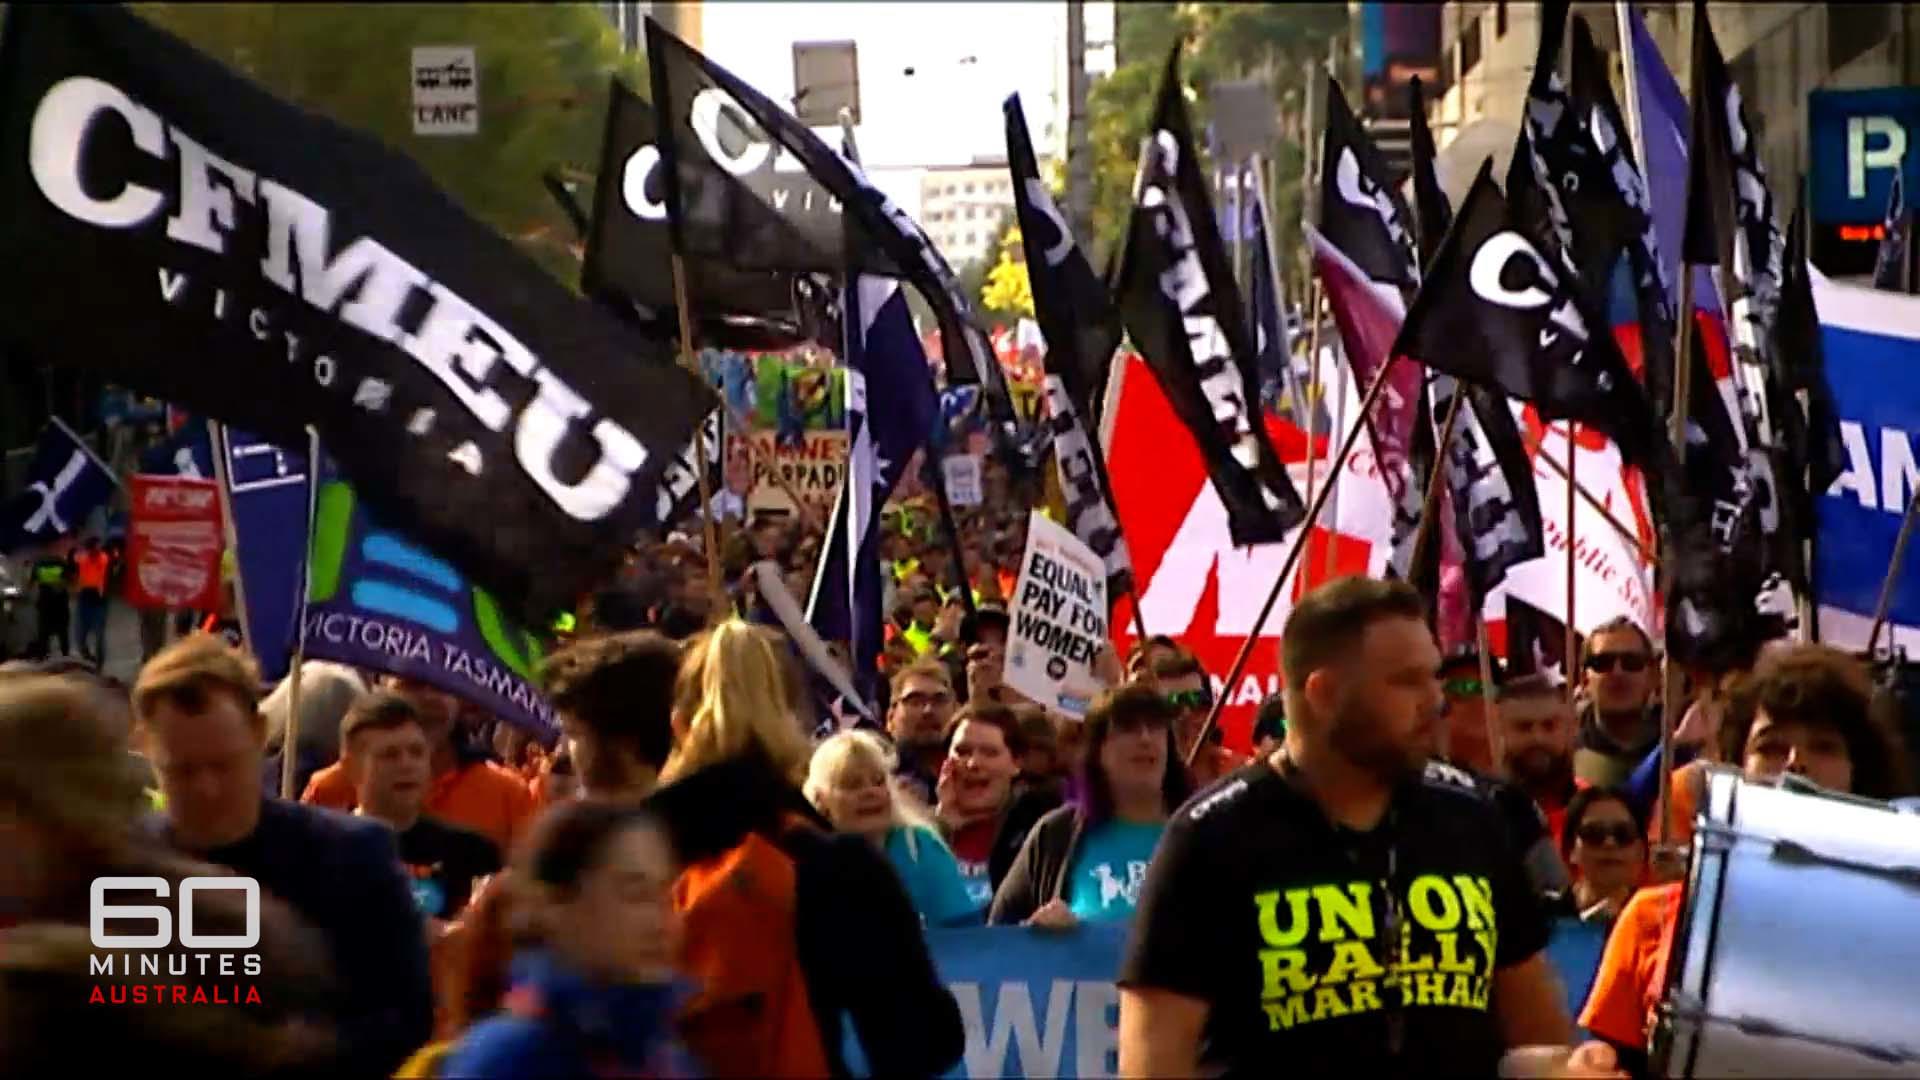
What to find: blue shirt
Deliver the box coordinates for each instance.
[1066,819,1164,923]
[883,824,981,928]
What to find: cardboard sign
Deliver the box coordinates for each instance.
[942,454,983,506]
[1005,512,1108,718]
[126,474,224,611]
[412,45,479,135]
[733,429,848,520]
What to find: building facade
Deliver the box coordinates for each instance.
[920,159,1021,267]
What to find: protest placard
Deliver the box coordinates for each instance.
[733,429,849,520]
[1005,511,1108,717]
[942,454,984,506]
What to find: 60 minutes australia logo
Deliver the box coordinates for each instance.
[87,876,265,1006]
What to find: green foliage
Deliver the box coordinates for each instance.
[1086,1,1346,288]
[131,2,646,286]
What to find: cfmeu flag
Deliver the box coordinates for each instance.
[1812,271,1920,650]
[0,420,116,552]
[807,276,938,701]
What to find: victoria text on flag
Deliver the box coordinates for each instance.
[1113,46,1305,548]
[807,275,938,701]
[1005,94,1132,598]
[644,19,1026,459]
[581,77,814,350]
[0,5,719,624]
[0,421,117,553]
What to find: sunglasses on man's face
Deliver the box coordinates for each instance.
[1585,652,1650,675]
[1576,821,1640,847]
[1164,689,1211,712]
[1443,677,1484,699]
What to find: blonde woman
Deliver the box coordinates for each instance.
[806,730,978,928]
[647,620,963,1078]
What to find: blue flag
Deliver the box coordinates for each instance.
[0,421,116,553]
[217,427,313,681]
[807,277,938,699]
[1624,3,1724,321]
[138,419,215,480]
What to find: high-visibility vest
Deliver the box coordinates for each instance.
[74,550,109,592]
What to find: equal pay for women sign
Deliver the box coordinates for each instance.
[1007,511,1109,718]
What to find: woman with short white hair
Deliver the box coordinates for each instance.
[806,730,977,928]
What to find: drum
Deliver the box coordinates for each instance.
[1655,767,1920,1077]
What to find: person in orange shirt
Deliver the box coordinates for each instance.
[301,674,533,853]
[1578,644,1908,1073]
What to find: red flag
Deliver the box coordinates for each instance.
[126,474,224,611]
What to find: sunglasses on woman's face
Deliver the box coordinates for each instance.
[1585,652,1650,675]
[1576,821,1640,847]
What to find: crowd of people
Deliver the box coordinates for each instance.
[2,456,1915,1077]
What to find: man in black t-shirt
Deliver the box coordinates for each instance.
[1119,577,1618,1077]
[341,692,502,923]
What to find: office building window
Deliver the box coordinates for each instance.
[1827,4,1888,72]
[1460,15,1482,77]
[1495,0,1507,38]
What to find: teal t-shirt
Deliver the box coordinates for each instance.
[883,824,982,928]
[1066,819,1165,923]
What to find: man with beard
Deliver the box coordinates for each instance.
[888,660,957,806]
[1119,577,1616,1078]
[1499,676,1582,847]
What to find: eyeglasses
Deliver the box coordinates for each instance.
[1164,689,1211,712]
[899,690,952,708]
[1576,822,1641,847]
[1585,652,1650,674]
[1442,677,1484,699]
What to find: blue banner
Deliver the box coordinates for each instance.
[1809,88,1920,227]
[300,466,555,740]
[896,919,1614,1078]
[1812,272,1920,648]
[218,427,311,682]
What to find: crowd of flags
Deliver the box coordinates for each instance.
[2,1,1915,725]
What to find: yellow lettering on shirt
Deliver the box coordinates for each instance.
[1455,875,1495,931]
[1407,874,1461,930]
[1313,882,1374,942]
[1254,889,1313,947]
[1325,939,1386,984]
[1259,949,1317,997]
[1264,995,1313,1031]
[1348,978,1382,1014]
[1445,972,1475,1008]
[1412,970,1449,1006]
[1432,932,1477,974]
[1310,986,1351,1021]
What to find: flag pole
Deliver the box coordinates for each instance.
[1615,1,1650,173]
[1867,487,1920,656]
[1655,272,1697,854]
[278,425,322,801]
[1406,387,1466,581]
[1184,357,1400,767]
[1322,337,1350,583]
[1529,434,1660,564]
[46,415,127,492]
[670,252,729,619]
[1565,422,1579,704]
[1477,615,1504,769]
[1301,285,1326,518]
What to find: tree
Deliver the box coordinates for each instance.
[131,3,646,286]
[1084,2,1346,290]
[980,226,1034,323]
[957,209,1018,329]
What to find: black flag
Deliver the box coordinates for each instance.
[644,20,1027,460]
[1775,193,1848,540]
[1005,94,1132,597]
[1393,166,1663,476]
[0,4,717,624]
[1115,46,1306,546]
[1521,0,1643,309]
[1872,162,1915,294]
[581,77,814,350]
[1567,12,1677,422]
[1319,77,1419,292]
[1408,75,1452,271]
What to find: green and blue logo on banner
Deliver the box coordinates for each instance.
[300,458,554,740]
